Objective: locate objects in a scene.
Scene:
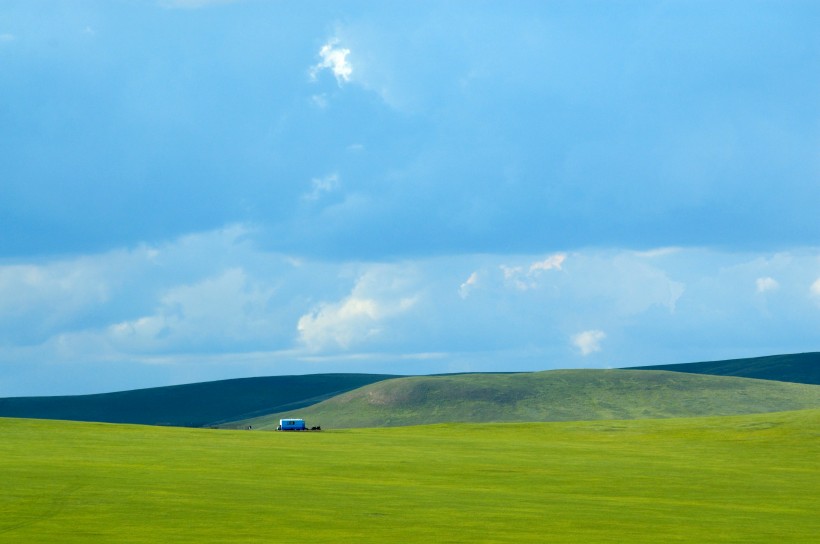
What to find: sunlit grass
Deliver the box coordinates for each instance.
[1,409,818,542]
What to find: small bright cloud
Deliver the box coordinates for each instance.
[501,254,565,290]
[310,39,352,85]
[572,329,606,356]
[756,277,779,294]
[529,254,566,273]
[303,173,340,201]
[0,33,15,43]
[459,271,479,299]
[811,278,820,298]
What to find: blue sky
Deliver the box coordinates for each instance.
[1,0,819,396]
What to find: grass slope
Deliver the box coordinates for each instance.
[626,351,820,384]
[228,369,820,429]
[0,374,397,427]
[1,410,818,543]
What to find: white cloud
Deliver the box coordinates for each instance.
[5,233,820,396]
[310,39,352,85]
[303,173,340,201]
[500,265,528,290]
[0,252,140,342]
[297,297,381,350]
[756,276,779,293]
[459,271,479,299]
[107,267,278,352]
[811,278,820,298]
[0,33,15,43]
[572,330,606,356]
[529,254,565,273]
[501,253,566,290]
[297,266,418,351]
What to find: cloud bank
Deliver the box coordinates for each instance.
[2,227,819,395]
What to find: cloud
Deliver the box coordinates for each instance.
[459,271,479,299]
[5,224,820,396]
[529,254,566,273]
[0,33,15,43]
[572,330,606,356]
[107,268,279,353]
[303,173,340,201]
[756,276,779,294]
[297,297,381,350]
[0,251,144,344]
[501,253,566,290]
[811,278,820,299]
[297,266,419,351]
[310,39,352,85]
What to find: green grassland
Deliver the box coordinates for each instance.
[0,373,397,427]
[1,410,819,543]
[228,369,820,430]
[627,351,820,384]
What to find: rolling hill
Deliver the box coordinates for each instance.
[223,369,820,429]
[2,352,817,428]
[626,351,820,384]
[0,373,397,427]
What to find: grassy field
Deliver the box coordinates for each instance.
[2,409,818,543]
[229,369,820,429]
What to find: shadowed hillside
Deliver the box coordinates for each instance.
[626,352,820,384]
[0,374,398,427]
[224,369,820,429]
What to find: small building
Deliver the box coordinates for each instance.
[278,418,306,431]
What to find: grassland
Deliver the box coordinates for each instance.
[2,409,819,543]
[228,369,820,430]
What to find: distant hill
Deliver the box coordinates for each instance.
[4,352,818,429]
[625,352,820,384]
[0,373,398,427]
[223,369,820,429]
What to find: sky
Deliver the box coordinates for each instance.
[1,0,819,396]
